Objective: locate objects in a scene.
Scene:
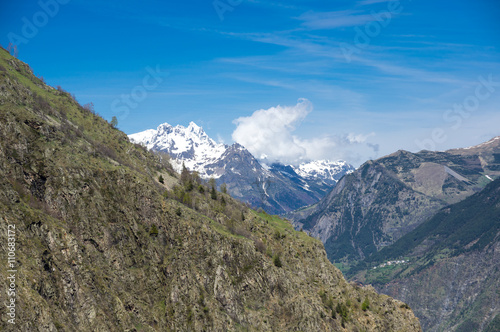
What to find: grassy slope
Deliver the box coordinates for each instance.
[0,48,421,331]
[349,179,500,331]
[349,178,500,277]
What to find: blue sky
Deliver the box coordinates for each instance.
[1,0,499,166]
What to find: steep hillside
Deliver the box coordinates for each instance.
[130,122,354,215]
[202,144,326,214]
[290,144,500,270]
[349,178,500,331]
[0,48,420,331]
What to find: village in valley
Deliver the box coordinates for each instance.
[373,259,409,270]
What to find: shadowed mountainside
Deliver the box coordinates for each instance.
[0,47,421,331]
[349,178,500,331]
[289,141,500,269]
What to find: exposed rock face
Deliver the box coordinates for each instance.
[381,245,500,332]
[290,144,500,266]
[0,48,421,331]
[286,132,500,331]
[129,123,354,215]
[350,178,500,331]
[209,145,350,214]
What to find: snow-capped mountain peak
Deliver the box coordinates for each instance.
[129,122,355,214]
[292,160,355,185]
[129,122,227,176]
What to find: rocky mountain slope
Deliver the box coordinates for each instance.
[129,122,227,177]
[130,122,354,215]
[349,178,500,332]
[0,48,421,331]
[289,139,500,269]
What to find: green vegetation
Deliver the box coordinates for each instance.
[485,314,500,332]
[361,298,370,311]
[210,185,217,200]
[349,177,500,279]
[273,254,282,268]
[336,302,349,327]
[149,224,159,237]
[0,47,421,332]
[111,115,118,128]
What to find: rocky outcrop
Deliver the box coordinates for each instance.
[290,143,500,267]
[129,123,354,215]
[381,244,500,331]
[350,178,500,331]
[0,47,421,331]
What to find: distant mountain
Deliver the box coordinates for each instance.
[129,122,354,214]
[0,48,421,331]
[293,160,352,186]
[289,137,500,267]
[349,178,500,332]
[129,122,226,178]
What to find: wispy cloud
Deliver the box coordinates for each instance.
[219,30,470,86]
[222,72,365,110]
[357,0,391,6]
[207,2,500,163]
[297,10,377,29]
[246,0,301,10]
[224,75,296,90]
[352,55,470,85]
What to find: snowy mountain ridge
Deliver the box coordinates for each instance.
[293,160,354,186]
[129,122,227,177]
[129,122,355,214]
[129,122,353,181]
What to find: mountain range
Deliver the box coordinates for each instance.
[128,109,500,331]
[129,122,354,215]
[0,47,421,331]
[3,44,499,331]
[287,135,500,331]
[289,137,500,266]
[350,177,500,331]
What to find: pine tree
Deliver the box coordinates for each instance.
[211,186,217,200]
[181,162,190,184]
[111,116,118,128]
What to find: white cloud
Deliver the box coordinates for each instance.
[346,132,374,143]
[298,10,376,29]
[232,99,311,164]
[357,0,391,6]
[232,99,375,165]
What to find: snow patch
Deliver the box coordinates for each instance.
[129,122,227,178]
[463,136,500,150]
[292,160,354,183]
